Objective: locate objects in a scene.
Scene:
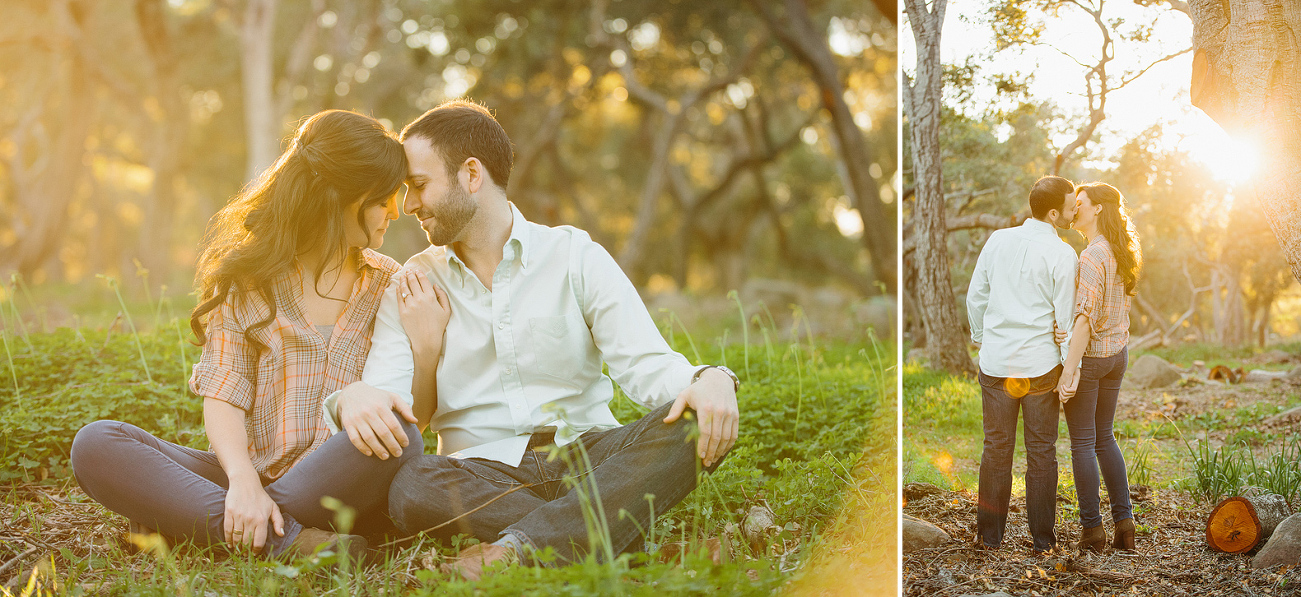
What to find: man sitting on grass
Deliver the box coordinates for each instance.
[324,100,741,579]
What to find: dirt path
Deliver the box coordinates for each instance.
[904,486,1299,596]
[905,365,1301,596]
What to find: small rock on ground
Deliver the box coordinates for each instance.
[1253,513,1301,569]
[903,514,951,553]
[1128,354,1182,389]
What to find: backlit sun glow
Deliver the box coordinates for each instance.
[1187,129,1261,187]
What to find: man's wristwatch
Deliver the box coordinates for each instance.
[692,365,740,392]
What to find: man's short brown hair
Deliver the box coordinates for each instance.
[401,100,514,188]
[1028,175,1075,219]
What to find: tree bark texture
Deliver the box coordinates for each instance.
[1190,0,1301,282]
[1207,493,1292,553]
[905,0,975,376]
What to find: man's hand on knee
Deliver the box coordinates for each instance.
[664,368,739,469]
[337,381,417,460]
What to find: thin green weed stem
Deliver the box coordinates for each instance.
[6,278,33,351]
[667,311,703,365]
[728,290,751,379]
[2,327,18,405]
[100,275,153,383]
[14,274,46,333]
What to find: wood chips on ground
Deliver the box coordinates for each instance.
[904,486,1300,596]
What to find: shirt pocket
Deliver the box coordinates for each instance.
[529,313,587,384]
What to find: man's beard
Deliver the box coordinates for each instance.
[419,182,477,246]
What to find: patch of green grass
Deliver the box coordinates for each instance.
[1178,439,1250,504]
[1185,402,1289,433]
[0,311,895,594]
[1135,341,1301,369]
[1249,436,1301,509]
[902,362,981,489]
[1176,436,1301,507]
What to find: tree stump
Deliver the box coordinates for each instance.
[1206,494,1293,553]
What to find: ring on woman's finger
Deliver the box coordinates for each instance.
[233,530,243,535]
[401,292,409,299]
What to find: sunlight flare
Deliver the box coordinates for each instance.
[1189,129,1261,186]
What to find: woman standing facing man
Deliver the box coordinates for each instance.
[1057,182,1143,552]
[70,110,449,559]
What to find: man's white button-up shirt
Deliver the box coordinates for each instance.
[966,217,1077,379]
[324,204,698,467]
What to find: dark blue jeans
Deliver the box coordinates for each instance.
[1063,348,1132,529]
[976,371,1060,551]
[71,417,422,555]
[389,401,714,563]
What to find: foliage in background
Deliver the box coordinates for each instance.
[901,1,1296,352]
[0,0,891,301]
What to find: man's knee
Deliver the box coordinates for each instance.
[388,455,458,533]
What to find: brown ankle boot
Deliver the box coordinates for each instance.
[1112,518,1135,551]
[285,527,367,561]
[1077,525,1107,552]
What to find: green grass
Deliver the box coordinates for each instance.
[0,301,894,595]
[901,361,983,491]
[1134,341,1301,371]
[905,361,1301,517]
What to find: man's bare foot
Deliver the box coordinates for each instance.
[440,542,517,581]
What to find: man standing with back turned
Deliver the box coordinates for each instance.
[323,100,740,579]
[967,175,1078,553]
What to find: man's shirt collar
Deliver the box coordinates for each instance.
[441,202,532,273]
[1021,217,1058,235]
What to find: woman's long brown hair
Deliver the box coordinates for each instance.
[190,110,406,347]
[1078,182,1142,296]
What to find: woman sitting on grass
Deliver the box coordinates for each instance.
[71,110,449,559]
[1057,182,1143,552]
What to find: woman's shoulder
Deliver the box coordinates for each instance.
[201,282,276,336]
[360,249,401,275]
[1080,238,1116,265]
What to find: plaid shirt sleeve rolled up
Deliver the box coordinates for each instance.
[1075,237,1131,359]
[189,249,398,480]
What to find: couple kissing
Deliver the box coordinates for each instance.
[968,175,1143,554]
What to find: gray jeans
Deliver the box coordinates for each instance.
[71,417,422,554]
[976,370,1060,551]
[388,401,717,563]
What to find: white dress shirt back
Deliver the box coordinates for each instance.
[325,204,699,467]
[966,218,1077,379]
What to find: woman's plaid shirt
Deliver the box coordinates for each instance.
[1075,236,1131,358]
[189,249,399,480]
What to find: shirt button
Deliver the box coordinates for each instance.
[498,323,505,330]
[504,368,512,375]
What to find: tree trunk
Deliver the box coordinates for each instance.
[904,0,973,376]
[135,0,188,284]
[241,0,279,181]
[1207,493,1292,553]
[1212,266,1249,346]
[1190,0,1301,282]
[753,0,896,294]
[1,1,95,279]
